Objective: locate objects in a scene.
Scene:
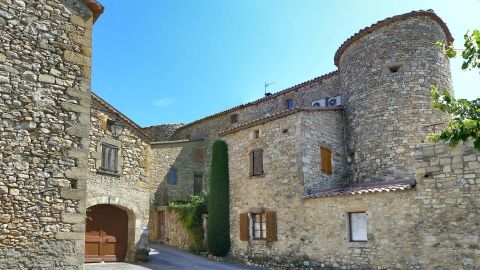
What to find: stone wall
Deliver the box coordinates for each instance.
[301,110,346,191]
[340,14,452,183]
[169,73,341,194]
[414,141,479,269]
[149,207,192,250]
[0,0,95,269]
[87,104,151,261]
[151,140,205,205]
[226,110,479,270]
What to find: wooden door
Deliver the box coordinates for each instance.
[85,204,128,263]
[158,210,165,240]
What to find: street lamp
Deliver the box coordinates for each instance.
[111,118,124,138]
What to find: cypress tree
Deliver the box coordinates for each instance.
[207,140,231,257]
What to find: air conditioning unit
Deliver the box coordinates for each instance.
[311,96,342,107]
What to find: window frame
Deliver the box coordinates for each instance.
[100,143,119,173]
[286,98,294,110]
[193,173,203,195]
[348,212,368,242]
[251,212,267,240]
[249,149,264,176]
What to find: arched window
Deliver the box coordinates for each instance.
[166,167,177,185]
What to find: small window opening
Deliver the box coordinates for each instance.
[254,129,260,139]
[388,65,402,73]
[282,128,288,134]
[70,179,78,189]
[231,114,239,124]
[349,212,367,242]
[286,99,294,110]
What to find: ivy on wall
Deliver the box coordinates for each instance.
[168,192,208,252]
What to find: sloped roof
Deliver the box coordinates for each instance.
[177,70,339,131]
[91,92,153,141]
[304,179,416,199]
[334,10,453,66]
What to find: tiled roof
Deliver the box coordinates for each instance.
[83,0,104,23]
[151,139,204,145]
[219,107,343,136]
[304,179,416,199]
[177,71,339,131]
[334,10,453,66]
[91,92,153,141]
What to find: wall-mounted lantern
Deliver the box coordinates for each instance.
[111,118,124,138]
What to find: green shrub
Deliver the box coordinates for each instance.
[169,192,208,250]
[207,140,231,257]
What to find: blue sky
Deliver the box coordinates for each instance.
[92,0,479,127]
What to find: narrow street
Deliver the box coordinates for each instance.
[84,244,264,270]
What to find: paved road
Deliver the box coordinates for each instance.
[84,243,264,270]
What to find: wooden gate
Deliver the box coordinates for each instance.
[158,210,165,240]
[85,204,128,263]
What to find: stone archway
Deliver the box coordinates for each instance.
[86,196,144,262]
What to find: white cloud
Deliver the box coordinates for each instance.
[153,98,173,107]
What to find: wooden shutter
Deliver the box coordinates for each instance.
[249,152,254,176]
[266,211,277,242]
[253,149,263,175]
[239,213,249,241]
[321,147,332,175]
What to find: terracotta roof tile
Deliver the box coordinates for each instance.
[334,10,453,66]
[304,179,416,199]
[83,0,104,23]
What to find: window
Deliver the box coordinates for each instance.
[239,211,277,241]
[230,114,239,124]
[193,173,203,195]
[167,167,177,185]
[193,148,205,163]
[249,149,263,176]
[286,98,294,110]
[349,212,367,242]
[254,129,260,139]
[100,143,118,172]
[252,213,266,240]
[320,146,332,175]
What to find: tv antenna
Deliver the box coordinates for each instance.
[264,81,276,97]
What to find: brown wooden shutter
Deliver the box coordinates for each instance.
[239,213,249,241]
[249,151,254,176]
[321,147,332,174]
[254,149,263,175]
[266,211,277,242]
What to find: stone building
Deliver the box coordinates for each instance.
[0,0,103,269]
[1,2,478,270]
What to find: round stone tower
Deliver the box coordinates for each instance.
[336,10,453,183]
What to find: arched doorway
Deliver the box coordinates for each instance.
[85,204,128,263]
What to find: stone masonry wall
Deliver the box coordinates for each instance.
[87,106,151,261]
[226,110,479,269]
[151,140,205,206]
[149,207,192,250]
[414,141,479,269]
[171,74,341,195]
[340,15,452,184]
[0,0,94,269]
[301,110,346,191]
